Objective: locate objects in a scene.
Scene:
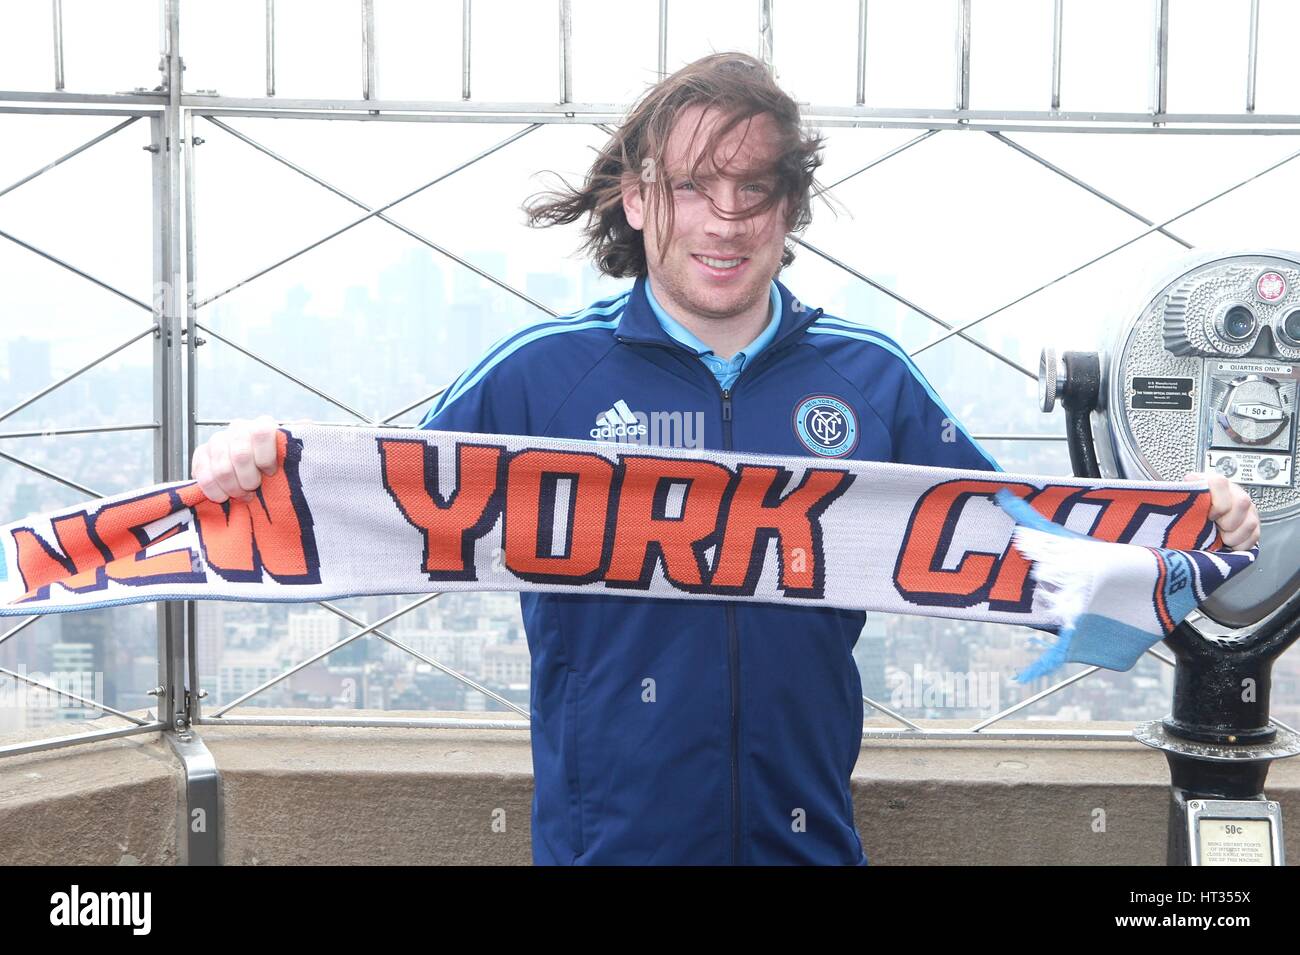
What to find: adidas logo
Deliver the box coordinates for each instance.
[590,399,648,440]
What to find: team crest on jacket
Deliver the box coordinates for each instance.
[792,395,858,457]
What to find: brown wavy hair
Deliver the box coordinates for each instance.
[523,52,834,278]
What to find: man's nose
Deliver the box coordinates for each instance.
[704,185,750,239]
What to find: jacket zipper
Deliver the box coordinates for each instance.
[615,304,822,866]
[720,383,741,865]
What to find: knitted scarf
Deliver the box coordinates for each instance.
[0,424,1258,682]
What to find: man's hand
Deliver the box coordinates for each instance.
[191,414,281,504]
[1184,470,1261,551]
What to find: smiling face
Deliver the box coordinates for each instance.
[622,104,791,341]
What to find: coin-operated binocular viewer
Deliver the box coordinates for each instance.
[1039,251,1300,866]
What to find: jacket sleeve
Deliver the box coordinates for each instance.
[888,353,1002,473]
[417,347,533,436]
[418,368,497,435]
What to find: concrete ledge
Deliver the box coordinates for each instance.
[0,716,181,865]
[2,710,1298,864]
[854,727,1300,865]
[199,711,533,866]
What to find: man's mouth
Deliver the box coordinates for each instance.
[692,254,749,276]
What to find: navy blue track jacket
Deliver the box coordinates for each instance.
[419,273,1001,865]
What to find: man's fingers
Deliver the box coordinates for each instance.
[1222,493,1259,549]
[225,421,268,495]
[1221,512,1260,550]
[250,414,279,476]
[207,429,257,501]
[190,442,229,504]
[1185,470,1233,520]
[1185,470,1261,551]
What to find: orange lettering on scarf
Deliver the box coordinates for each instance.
[504,449,612,580]
[378,439,502,579]
[895,479,1035,602]
[709,465,853,596]
[605,456,732,588]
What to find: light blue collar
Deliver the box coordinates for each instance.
[644,279,782,390]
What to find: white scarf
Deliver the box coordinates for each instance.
[0,424,1257,682]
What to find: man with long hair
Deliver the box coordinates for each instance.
[193,53,1260,865]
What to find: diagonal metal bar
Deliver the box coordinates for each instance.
[793,237,1036,379]
[381,386,448,425]
[911,140,1300,357]
[0,228,153,312]
[965,645,1169,732]
[862,694,925,731]
[210,592,442,716]
[0,448,101,498]
[0,615,41,648]
[0,324,159,425]
[0,664,149,725]
[824,130,937,192]
[0,422,158,440]
[201,117,556,317]
[987,131,1192,248]
[0,117,139,202]
[194,321,375,423]
[967,663,1100,732]
[317,600,528,717]
[195,122,544,309]
[1146,645,1175,667]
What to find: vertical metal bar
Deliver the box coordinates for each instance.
[265,0,276,97]
[52,0,65,91]
[759,0,774,72]
[1051,0,1063,110]
[956,0,971,112]
[658,0,668,80]
[559,0,572,104]
[1151,0,1169,118]
[155,0,188,734]
[183,105,202,724]
[856,0,868,105]
[1247,0,1260,113]
[362,0,377,101]
[462,0,471,100]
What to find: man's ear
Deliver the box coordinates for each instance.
[621,172,645,231]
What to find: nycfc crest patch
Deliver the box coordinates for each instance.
[792,394,858,457]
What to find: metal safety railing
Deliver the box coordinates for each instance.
[2,0,1299,761]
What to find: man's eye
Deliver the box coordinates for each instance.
[744,183,770,193]
[675,181,696,191]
